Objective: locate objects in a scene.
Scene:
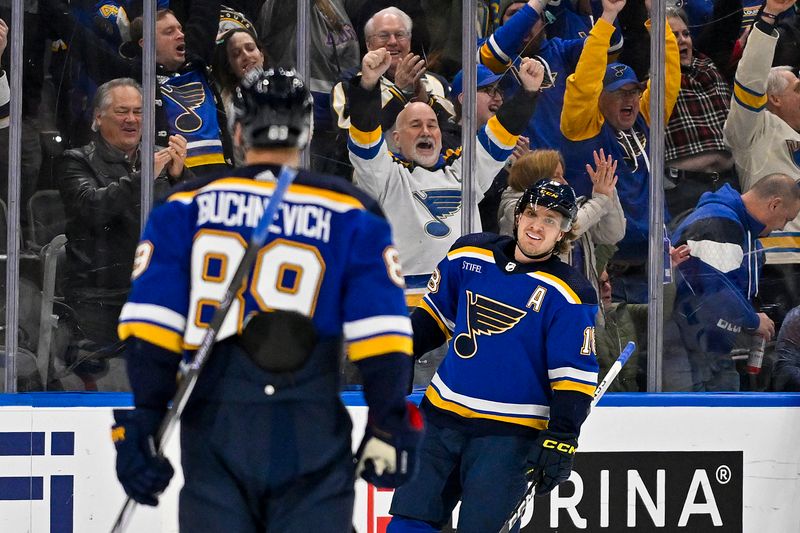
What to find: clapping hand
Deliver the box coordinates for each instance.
[165,134,187,179]
[394,53,426,93]
[585,149,618,198]
[154,135,187,179]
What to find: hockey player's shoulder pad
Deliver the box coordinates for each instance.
[448,231,507,253]
[539,259,598,305]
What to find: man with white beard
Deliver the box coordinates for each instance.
[348,47,545,278]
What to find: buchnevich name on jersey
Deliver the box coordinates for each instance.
[196,190,332,243]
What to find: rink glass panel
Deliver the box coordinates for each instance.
[4,1,797,394]
[2,0,145,392]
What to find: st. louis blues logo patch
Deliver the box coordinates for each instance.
[454,290,526,358]
[161,81,206,133]
[413,189,462,238]
[786,139,800,169]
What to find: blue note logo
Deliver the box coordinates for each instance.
[413,189,462,238]
[161,81,206,133]
[454,290,526,358]
[0,432,75,533]
[786,139,800,170]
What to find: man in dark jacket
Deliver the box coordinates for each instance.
[42,0,231,176]
[664,173,800,391]
[58,78,189,388]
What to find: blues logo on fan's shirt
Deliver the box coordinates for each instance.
[160,70,226,169]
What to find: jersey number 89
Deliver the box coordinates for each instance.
[185,230,325,346]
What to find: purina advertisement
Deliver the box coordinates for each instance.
[0,397,798,533]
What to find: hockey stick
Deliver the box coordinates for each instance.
[110,165,298,533]
[498,341,636,533]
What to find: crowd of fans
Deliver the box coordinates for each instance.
[3,0,800,393]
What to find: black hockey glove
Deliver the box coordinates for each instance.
[526,430,578,495]
[111,409,174,506]
[355,401,424,488]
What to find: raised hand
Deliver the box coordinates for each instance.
[394,53,427,93]
[360,48,393,90]
[518,57,545,93]
[0,19,8,63]
[601,0,626,22]
[511,136,531,163]
[585,148,618,198]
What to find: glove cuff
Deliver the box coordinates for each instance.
[541,429,578,441]
[113,408,165,437]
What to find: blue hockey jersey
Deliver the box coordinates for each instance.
[159,69,227,170]
[118,165,412,366]
[417,233,599,432]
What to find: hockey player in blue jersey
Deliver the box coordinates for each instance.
[387,180,599,532]
[110,67,424,532]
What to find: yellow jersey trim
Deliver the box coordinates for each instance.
[348,334,413,361]
[552,380,597,396]
[424,386,548,430]
[186,153,226,167]
[447,246,495,262]
[349,125,383,146]
[118,322,183,354]
[534,270,582,303]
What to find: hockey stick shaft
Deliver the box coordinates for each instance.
[499,341,636,533]
[110,166,298,533]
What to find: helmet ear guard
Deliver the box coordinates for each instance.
[231,67,314,150]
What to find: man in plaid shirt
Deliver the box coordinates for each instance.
[664,7,737,218]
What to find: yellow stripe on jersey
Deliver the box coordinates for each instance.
[552,379,597,397]
[167,178,365,210]
[386,84,406,103]
[349,124,383,147]
[447,246,495,262]
[485,115,517,149]
[405,291,425,309]
[348,334,413,361]
[424,386,548,430]
[532,270,582,303]
[759,234,800,251]
[118,322,184,354]
[186,153,226,167]
[419,299,452,339]
[479,42,509,73]
[733,81,767,112]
